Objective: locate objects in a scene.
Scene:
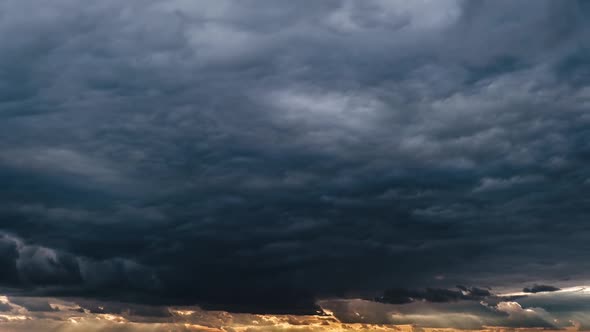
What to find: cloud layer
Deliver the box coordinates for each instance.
[1,287,590,331]
[0,0,589,317]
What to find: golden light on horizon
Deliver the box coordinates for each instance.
[0,286,589,331]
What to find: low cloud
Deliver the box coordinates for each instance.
[0,286,588,331]
[523,285,561,293]
[377,286,492,304]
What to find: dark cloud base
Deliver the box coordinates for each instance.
[523,284,561,294]
[0,0,590,316]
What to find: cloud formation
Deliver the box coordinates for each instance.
[524,285,562,294]
[0,0,589,317]
[377,286,492,304]
[1,287,590,331]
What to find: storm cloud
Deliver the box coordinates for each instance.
[377,286,492,304]
[1,0,590,319]
[524,285,562,294]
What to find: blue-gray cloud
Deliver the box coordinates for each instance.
[0,0,589,314]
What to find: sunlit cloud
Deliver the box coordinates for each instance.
[0,286,588,331]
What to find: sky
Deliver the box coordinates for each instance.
[0,0,590,331]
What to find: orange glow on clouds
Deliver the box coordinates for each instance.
[0,287,589,331]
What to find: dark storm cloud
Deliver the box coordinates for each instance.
[524,285,562,294]
[0,0,590,315]
[73,299,172,319]
[0,233,81,287]
[377,286,492,305]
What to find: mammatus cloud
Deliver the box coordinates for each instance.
[0,0,590,322]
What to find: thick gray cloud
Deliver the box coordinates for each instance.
[0,0,590,315]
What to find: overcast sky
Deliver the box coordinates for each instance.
[1,0,590,330]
